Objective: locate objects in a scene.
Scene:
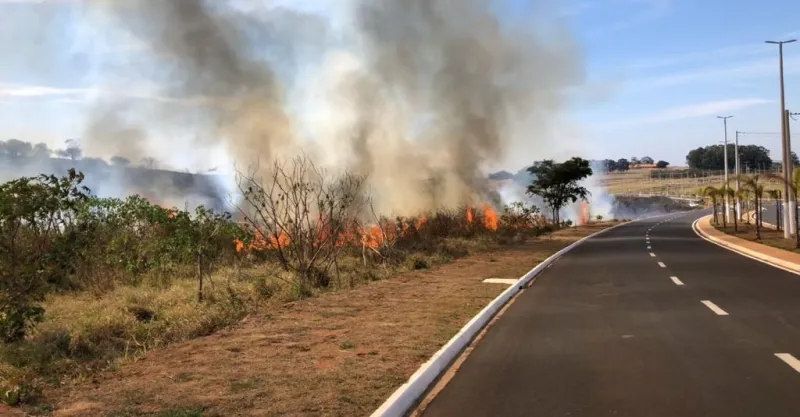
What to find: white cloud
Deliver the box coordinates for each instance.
[628,55,800,91]
[0,83,92,98]
[626,43,772,71]
[596,98,773,130]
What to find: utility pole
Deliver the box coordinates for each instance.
[767,39,796,238]
[718,115,734,223]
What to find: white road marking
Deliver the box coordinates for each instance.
[482,278,518,285]
[647,245,652,250]
[649,252,656,257]
[775,353,800,373]
[701,300,729,316]
[670,276,684,286]
[657,262,666,268]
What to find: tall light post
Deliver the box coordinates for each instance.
[766,39,796,238]
[735,130,742,218]
[718,115,733,222]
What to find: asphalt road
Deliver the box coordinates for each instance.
[760,202,794,228]
[420,210,800,417]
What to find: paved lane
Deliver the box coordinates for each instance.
[421,211,800,417]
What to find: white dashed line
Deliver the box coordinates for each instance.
[670,276,684,286]
[701,300,729,316]
[657,262,666,268]
[649,252,656,257]
[775,353,800,373]
[647,245,652,250]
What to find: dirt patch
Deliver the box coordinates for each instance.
[37,224,614,417]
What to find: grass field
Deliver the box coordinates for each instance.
[599,168,785,197]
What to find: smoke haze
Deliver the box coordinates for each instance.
[4,0,585,216]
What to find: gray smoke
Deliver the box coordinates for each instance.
[3,0,584,216]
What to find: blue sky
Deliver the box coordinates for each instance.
[1,0,799,169]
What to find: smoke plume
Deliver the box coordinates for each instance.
[7,0,584,216]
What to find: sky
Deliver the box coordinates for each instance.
[1,0,799,169]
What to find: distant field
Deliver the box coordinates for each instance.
[599,168,786,197]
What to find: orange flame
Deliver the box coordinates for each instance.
[579,201,590,225]
[482,204,498,231]
[234,203,501,254]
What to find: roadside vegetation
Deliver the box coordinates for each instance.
[0,156,600,411]
[706,168,800,251]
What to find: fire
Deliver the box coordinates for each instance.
[578,201,590,225]
[482,204,498,231]
[234,204,500,253]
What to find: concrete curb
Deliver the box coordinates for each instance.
[370,213,682,417]
[692,215,800,276]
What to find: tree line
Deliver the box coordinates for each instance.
[0,138,159,169]
[685,144,800,171]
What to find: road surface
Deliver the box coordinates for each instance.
[420,210,800,417]
[760,202,796,229]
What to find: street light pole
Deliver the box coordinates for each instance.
[766,39,796,238]
[718,115,733,223]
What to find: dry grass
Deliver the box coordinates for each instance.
[715,222,800,254]
[21,223,615,417]
[600,169,784,196]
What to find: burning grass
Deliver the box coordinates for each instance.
[34,222,614,417]
[0,165,559,411]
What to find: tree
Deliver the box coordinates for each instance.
[603,159,617,172]
[140,157,159,170]
[526,157,593,226]
[767,189,782,230]
[793,151,800,166]
[630,157,640,165]
[1,139,32,161]
[724,187,738,232]
[766,168,800,248]
[57,139,82,161]
[31,143,51,159]
[743,175,763,239]
[488,171,513,180]
[655,160,669,169]
[615,158,630,172]
[641,156,654,165]
[703,186,722,225]
[111,156,131,167]
[686,144,772,171]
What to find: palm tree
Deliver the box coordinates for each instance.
[767,189,781,230]
[725,187,738,232]
[743,175,763,240]
[703,186,722,226]
[766,169,800,248]
[738,187,753,224]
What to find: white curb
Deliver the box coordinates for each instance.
[692,215,800,276]
[370,213,681,417]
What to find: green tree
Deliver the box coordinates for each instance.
[767,189,782,231]
[641,156,654,165]
[703,186,722,225]
[615,158,630,172]
[742,175,763,239]
[686,144,772,171]
[655,160,669,169]
[0,169,89,342]
[526,157,593,227]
